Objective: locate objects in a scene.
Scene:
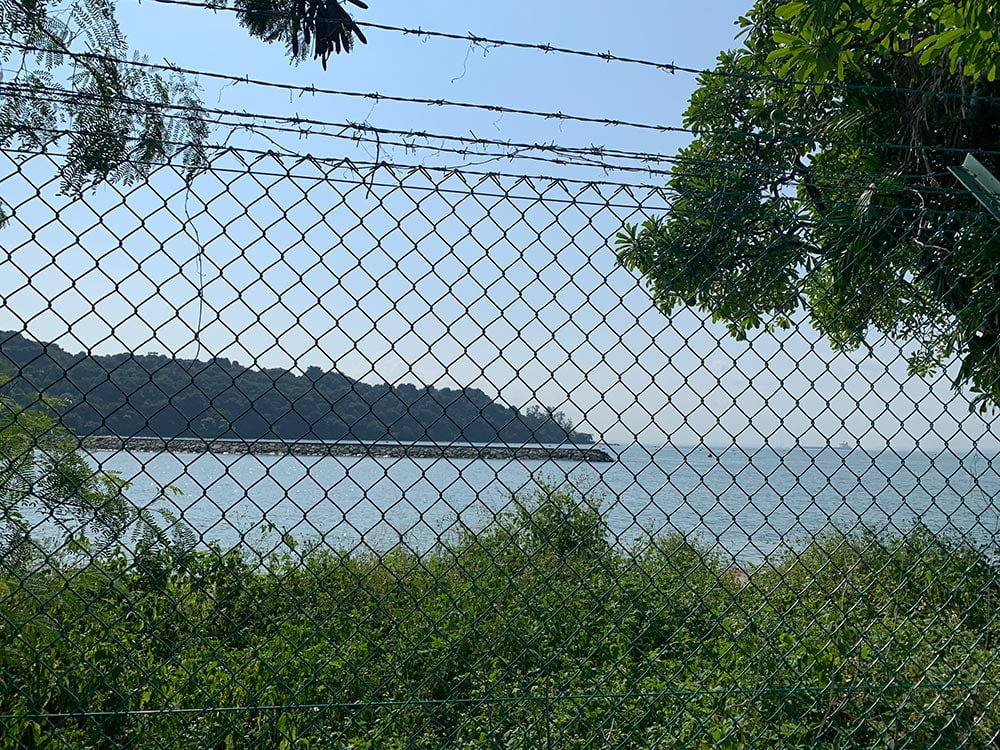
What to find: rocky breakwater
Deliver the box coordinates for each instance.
[84,436,614,463]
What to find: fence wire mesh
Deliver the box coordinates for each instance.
[2,136,1000,749]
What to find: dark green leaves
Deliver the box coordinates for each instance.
[616,0,1000,408]
[231,0,368,67]
[1,0,209,193]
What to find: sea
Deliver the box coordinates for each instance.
[85,443,1000,563]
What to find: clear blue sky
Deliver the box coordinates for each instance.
[2,0,997,449]
[115,0,744,153]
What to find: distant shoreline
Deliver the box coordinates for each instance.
[83,436,615,463]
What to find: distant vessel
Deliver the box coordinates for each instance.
[838,442,850,451]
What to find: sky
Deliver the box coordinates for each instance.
[2,0,998,450]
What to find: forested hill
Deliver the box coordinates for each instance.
[0,332,593,444]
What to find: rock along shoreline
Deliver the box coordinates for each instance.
[83,436,614,464]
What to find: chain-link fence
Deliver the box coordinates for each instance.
[2,139,1000,748]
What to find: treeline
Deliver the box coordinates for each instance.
[0,332,592,443]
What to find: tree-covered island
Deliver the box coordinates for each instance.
[0,332,593,444]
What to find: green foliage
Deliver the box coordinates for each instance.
[761,1,1000,83]
[507,481,608,558]
[0,331,593,443]
[0,380,189,573]
[1,0,367,194]
[0,0,209,192]
[228,0,369,69]
[616,0,1000,409]
[1,390,124,568]
[3,481,998,747]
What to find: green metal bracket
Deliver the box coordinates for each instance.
[949,153,1000,224]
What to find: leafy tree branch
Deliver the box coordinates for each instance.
[616,0,1000,408]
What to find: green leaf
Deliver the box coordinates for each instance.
[771,31,801,45]
[774,2,806,20]
[914,27,965,55]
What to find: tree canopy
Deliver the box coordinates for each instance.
[615,0,1000,408]
[0,332,594,444]
[0,0,368,193]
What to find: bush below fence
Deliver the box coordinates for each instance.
[2,484,999,748]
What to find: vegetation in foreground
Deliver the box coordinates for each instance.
[2,483,999,749]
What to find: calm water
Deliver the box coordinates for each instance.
[88,443,1000,562]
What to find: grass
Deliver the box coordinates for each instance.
[2,483,999,748]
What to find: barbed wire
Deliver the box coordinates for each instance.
[3,138,991,227]
[0,40,688,136]
[3,45,999,164]
[3,126,984,210]
[0,82,683,179]
[0,103,989,209]
[0,145,675,207]
[7,80,971,187]
[150,0,687,72]
[145,0,1000,105]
